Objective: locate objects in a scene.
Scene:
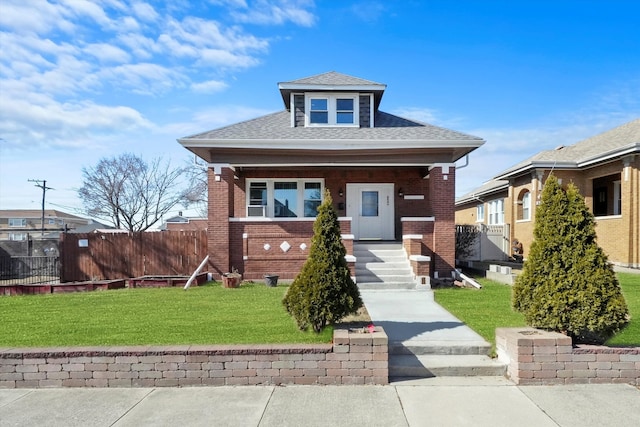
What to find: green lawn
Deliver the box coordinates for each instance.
[0,282,333,347]
[605,273,640,346]
[435,273,640,349]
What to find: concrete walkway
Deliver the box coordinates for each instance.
[1,380,639,426]
[360,289,490,352]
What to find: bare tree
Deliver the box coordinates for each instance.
[180,155,208,217]
[78,153,187,232]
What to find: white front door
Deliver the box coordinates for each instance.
[346,183,395,240]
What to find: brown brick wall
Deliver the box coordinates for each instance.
[497,327,640,386]
[208,166,454,278]
[0,329,388,388]
[428,166,456,275]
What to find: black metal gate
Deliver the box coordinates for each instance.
[0,256,60,285]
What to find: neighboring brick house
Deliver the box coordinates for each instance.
[179,71,484,280]
[159,214,207,231]
[0,209,90,241]
[456,118,640,268]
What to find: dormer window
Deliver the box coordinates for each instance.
[305,93,358,127]
[310,98,328,124]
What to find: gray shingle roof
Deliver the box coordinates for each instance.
[495,118,640,179]
[456,180,509,205]
[279,71,385,87]
[181,110,483,143]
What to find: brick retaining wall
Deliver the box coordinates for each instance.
[0,328,388,388]
[496,327,640,386]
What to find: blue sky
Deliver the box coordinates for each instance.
[1,0,639,220]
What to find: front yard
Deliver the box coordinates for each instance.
[0,282,333,346]
[434,272,640,349]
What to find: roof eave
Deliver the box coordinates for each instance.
[455,183,509,206]
[178,138,484,150]
[577,142,640,168]
[278,83,387,92]
[493,161,578,180]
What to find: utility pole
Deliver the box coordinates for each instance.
[28,179,54,238]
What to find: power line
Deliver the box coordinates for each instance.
[28,179,54,237]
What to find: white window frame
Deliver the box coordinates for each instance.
[8,218,26,227]
[522,191,531,220]
[488,199,504,225]
[613,180,621,216]
[9,233,27,241]
[518,191,531,221]
[247,179,324,218]
[305,93,359,127]
[476,203,485,222]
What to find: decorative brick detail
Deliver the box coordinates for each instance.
[0,328,388,388]
[497,327,640,386]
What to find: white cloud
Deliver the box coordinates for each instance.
[131,2,159,22]
[164,105,272,137]
[58,0,114,29]
[97,63,188,95]
[0,0,73,34]
[0,96,152,150]
[228,0,316,26]
[198,49,261,68]
[84,42,131,64]
[191,79,229,93]
[117,32,158,59]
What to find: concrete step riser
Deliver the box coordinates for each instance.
[389,365,507,378]
[356,276,415,284]
[356,262,410,269]
[389,355,507,378]
[357,283,418,290]
[389,344,491,356]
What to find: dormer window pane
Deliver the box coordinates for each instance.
[336,98,354,124]
[310,98,328,124]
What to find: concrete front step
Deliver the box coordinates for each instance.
[389,341,491,356]
[389,354,507,378]
[357,282,419,290]
[356,274,415,284]
[356,262,411,270]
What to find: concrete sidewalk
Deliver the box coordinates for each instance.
[1,379,639,426]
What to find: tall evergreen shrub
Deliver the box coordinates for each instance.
[283,190,362,332]
[512,174,628,344]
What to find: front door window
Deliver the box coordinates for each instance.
[361,191,379,217]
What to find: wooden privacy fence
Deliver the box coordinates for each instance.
[455,224,510,262]
[60,231,208,282]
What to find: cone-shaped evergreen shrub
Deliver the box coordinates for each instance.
[283,190,363,332]
[512,174,629,344]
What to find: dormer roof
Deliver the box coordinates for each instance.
[278,71,387,110]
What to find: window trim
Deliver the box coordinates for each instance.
[247,179,325,218]
[517,190,531,222]
[476,203,485,223]
[8,218,26,227]
[305,93,359,127]
[613,180,621,216]
[488,199,505,225]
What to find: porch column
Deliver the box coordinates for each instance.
[429,164,456,277]
[208,167,234,276]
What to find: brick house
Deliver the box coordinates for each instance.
[456,118,640,268]
[0,209,91,241]
[179,72,484,281]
